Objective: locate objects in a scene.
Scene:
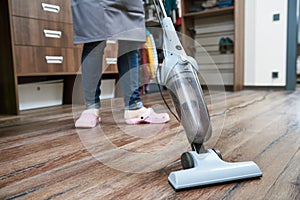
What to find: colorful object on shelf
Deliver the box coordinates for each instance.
[164,0,177,17]
[219,37,234,54]
[145,29,158,79]
[140,47,151,85]
[139,29,160,94]
[217,0,234,8]
[144,36,154,77]
[202,0,218,9]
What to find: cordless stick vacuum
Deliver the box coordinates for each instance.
[152,0,262,190]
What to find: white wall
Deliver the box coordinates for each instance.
[244,0,288,86]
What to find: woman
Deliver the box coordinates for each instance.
[71,0,170,128]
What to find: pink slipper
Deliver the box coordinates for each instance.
[125,107,170,125]
[75,109,101,128]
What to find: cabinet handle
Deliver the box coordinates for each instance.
[107,40,117,44]
[45,56,63,64]
[41,3,60,13]
[106,58,117,64]
[43,29,62,38]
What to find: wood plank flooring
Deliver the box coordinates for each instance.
[0,87,299,200]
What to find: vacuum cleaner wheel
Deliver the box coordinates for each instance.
[181,152,194,169]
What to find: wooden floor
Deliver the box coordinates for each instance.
[0,87,300,200]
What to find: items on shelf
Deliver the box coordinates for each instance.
[139,29,160,94]
[145,29,158,79]
[202,0,218,9]
[144,3,160,25]
[187,0,205,13]
[193,13,235,86]
[219,37,234,54]
[217,0,234,8]
[164,0,177,23]
[187,0,234,13]
[181,0,245,90]
[144,0,181,28]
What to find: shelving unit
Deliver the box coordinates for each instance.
[183,6,234,18]
[181,0,244,91]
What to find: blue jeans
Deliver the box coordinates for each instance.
[81,41,143,110]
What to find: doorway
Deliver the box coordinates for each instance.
[297,0,300,84]
[286,0,299,89]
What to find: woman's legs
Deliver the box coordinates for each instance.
[76,40,169,127]
[117,49,143,110]
[75,41,106,128]
[81,41,106,109]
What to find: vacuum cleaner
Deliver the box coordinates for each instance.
[152,0,262,190]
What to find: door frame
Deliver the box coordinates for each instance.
[286,0,299,90]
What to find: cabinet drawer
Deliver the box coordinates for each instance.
[13,17,75,48]
[11,0,72,23]
[14,46,82,75]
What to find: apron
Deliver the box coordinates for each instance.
[71,0,146,44]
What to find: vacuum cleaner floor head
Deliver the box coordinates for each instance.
[168,149,262,190]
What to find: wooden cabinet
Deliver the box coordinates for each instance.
[0,0,79,115]
[181,0,244,91]
[0,0,119,115]
[11,0,72,23]
[10,0,81,76]
[14,46,82,75]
